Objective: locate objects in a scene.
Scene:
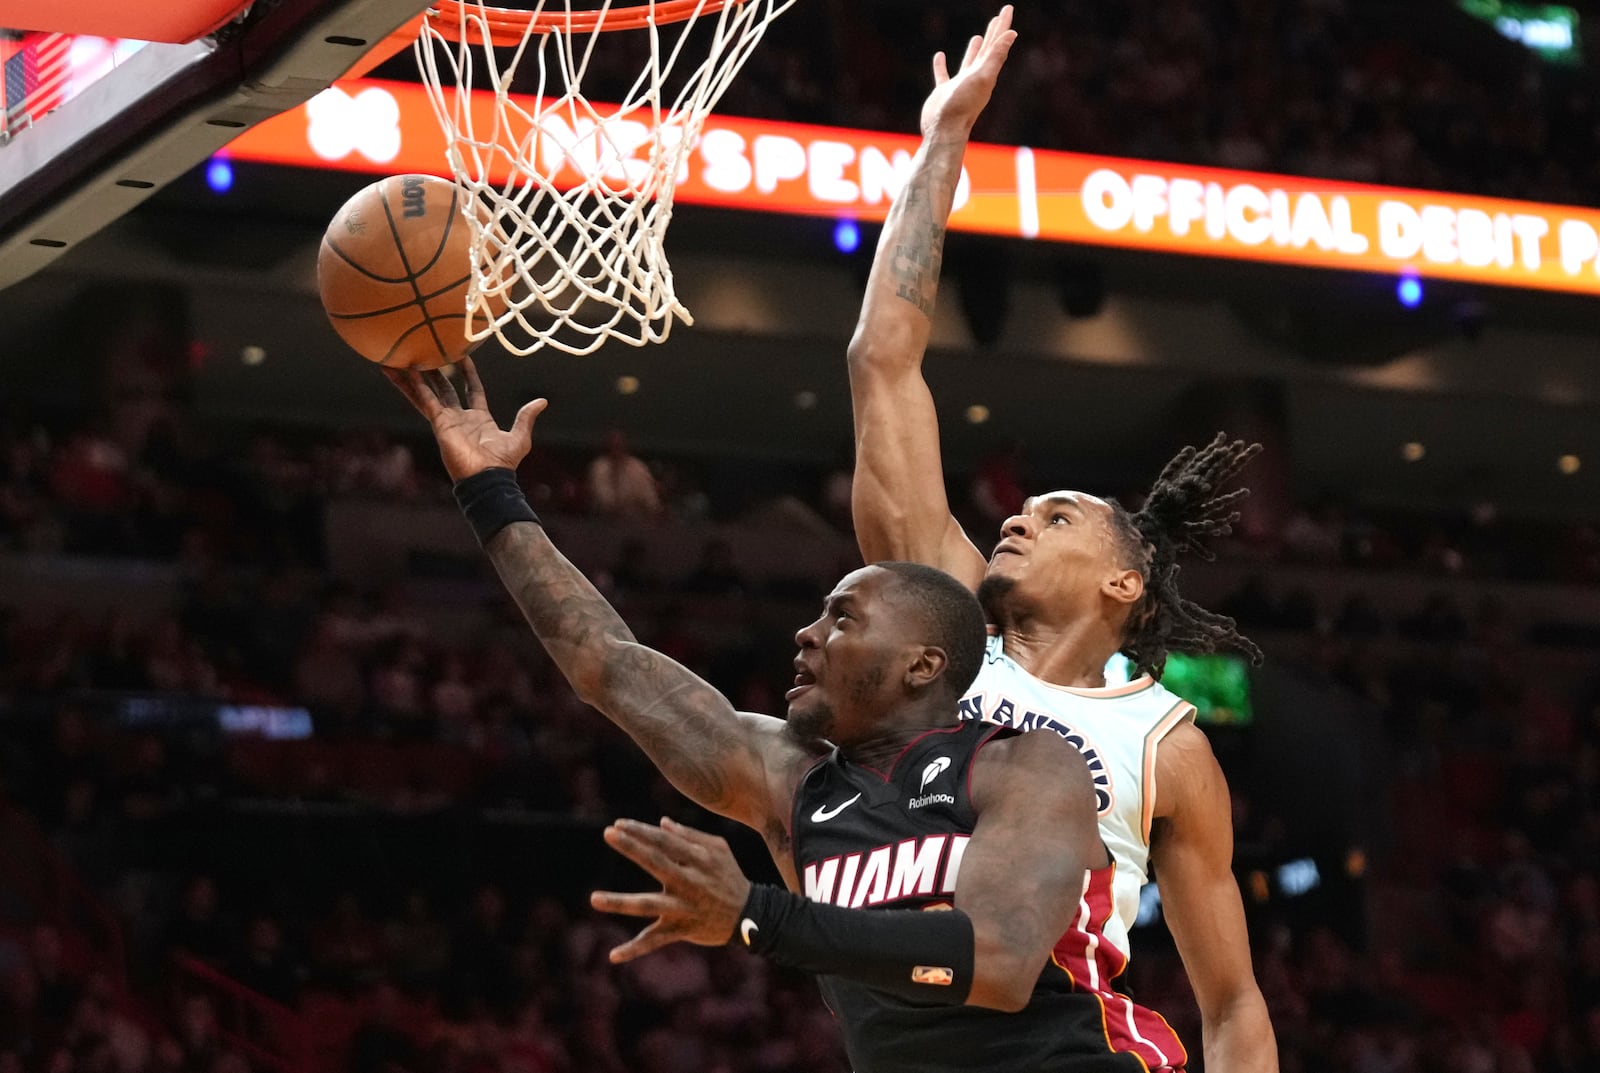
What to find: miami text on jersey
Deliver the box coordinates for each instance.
[803,834,970,907]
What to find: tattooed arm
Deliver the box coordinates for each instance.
[846,6,1015,592]
[385,361,810,832]
[484,523,783,824]
[960,727,1105,1010]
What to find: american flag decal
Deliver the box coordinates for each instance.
[1,32,70,137]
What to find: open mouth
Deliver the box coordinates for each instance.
[787,664,817,701]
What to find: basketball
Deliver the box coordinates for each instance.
[317,174,486,370]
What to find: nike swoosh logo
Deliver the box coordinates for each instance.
[740,918,759,946]
[810,793,862,823]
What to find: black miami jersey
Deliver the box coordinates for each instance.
[790,720,1179,1073]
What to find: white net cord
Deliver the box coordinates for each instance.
[415,0,797,356]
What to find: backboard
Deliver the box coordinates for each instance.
[0,0,433,292]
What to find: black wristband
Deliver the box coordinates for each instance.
[452,467,540,547]
[736,883,975,1005]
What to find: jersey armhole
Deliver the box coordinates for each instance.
[964,724,1018,815]
[788,750,838,884]
[1139,700,1197,844]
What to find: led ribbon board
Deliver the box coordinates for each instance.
[224,78,1600,297]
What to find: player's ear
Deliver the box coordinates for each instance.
[906,645,949,693]
[1102,566,1144,608]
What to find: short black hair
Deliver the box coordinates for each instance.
[876,561,988,698]
[1109,434,1264,679]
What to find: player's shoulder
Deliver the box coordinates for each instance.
[1147,716,1230,827]
[971,734,1094,823]
[738,710,832,776]
[1152,715,1214,766]
[971,722,1094,796]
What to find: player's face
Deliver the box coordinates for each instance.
[981,491,1126,619]
[787,567,919,744]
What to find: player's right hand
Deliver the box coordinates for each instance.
[383,358,547,483]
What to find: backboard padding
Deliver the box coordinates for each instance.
[0,0,435,292]
[0,0,254,44]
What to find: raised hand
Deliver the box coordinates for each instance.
[590,817,753,962]
[383,358,547,482]
[920,4,1017,138]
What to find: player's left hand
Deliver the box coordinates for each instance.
[920,5,1017,138]
[590,817,752,962]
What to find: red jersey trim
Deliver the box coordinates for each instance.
[1051,864,1188,1071]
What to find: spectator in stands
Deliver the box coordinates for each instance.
[585,431,661,519]
[348,983,419,1073]
[383,891,452,993]
[607,539,659,602]
[114,735,181,825]
[449,886,515,1015]
[173,994,224,1073]
[967,439,1027,533]
[325,431,419,499]
[49,777,117,889]
[0,420,61,553]
[166,877,229,968]
[0,966,44,1062]
[230,915,302,1007]
[1282,501,1346,564]
[311,893,385,992]
[502,1000,569,1073]
[60,971,151,1073]
[27,926,79,1055]
[49,422,133,556]
[140,619,218,698]
[819,446,854,536]
[367,638,432,741]
[33,705,104,826]
[294,615,367,736]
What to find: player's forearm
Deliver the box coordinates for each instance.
[739,884,986,1006]
[485,522,638,702]
[848,121,971,371]
[1201,992,1279,1073]
[483,523,745,812]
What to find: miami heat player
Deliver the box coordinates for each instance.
[386,358,1178,1070]
[600,717,1170,1073]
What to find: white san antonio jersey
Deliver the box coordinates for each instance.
[958,631,1197,974]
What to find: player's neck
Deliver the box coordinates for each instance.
[999,618,1124,689]
[838,708,959,773]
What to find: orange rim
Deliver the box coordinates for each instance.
[428,0,744,45]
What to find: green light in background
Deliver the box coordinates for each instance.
[1459,0,1582,65]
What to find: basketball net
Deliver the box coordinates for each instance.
[414,0,796,356]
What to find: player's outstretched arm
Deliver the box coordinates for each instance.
[593,728,1101,1013]
[385,361,793,830]
[1150,722,1279,1073]
[846,5,1015,591]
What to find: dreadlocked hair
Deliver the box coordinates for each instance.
[1109,433,1264,680]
